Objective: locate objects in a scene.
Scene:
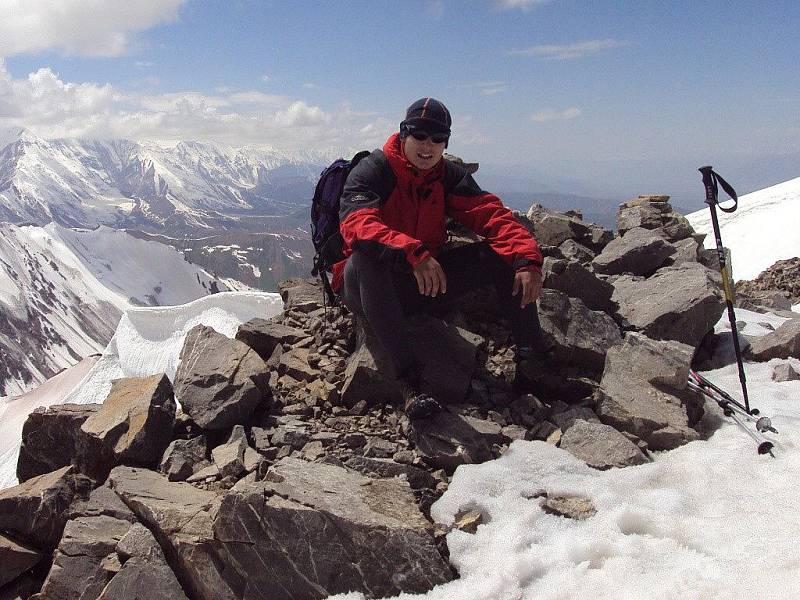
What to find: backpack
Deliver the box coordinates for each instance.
[310,150,371,306]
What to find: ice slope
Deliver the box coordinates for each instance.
[685,176,800,281]
[0,222,235,396]
[0,291,282,490]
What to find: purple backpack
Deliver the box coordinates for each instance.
[310,150,370,305]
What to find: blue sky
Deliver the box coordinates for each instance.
[1,0,798,203]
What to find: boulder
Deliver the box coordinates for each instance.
[667,237,700,266]
[559,239,596,264]
[174,324,270,430]
[340,315,482,408]
[278,278,324,313]
[96,523,188,600]
[408,409,493,473]
[278,347,319,382]
[210,426,248,479]
[542,257,614,312]
[159,436,207,482]
[745,319,800,361]
[0,466,92,551]
[343,456,437,490]
[616,195,694,242]
[559,419,649,469]
[536,289,622,373]
[79,374,176,479]
[17,403,100,483]
[0,532,41,588]
[212,457,452,599]
[612,262,725,349]
[234,318,308,362]
[592,227,675,276]
[108,466,234,600]
[37,514,132,600]
[595,333,702,450]
[772,362,800,382]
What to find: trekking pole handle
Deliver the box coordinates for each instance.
[698,165,738,213]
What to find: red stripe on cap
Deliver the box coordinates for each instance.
[421,97,431,119]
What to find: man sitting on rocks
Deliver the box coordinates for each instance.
[331,97,546,420]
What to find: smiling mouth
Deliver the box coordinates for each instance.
[418,153,433,160]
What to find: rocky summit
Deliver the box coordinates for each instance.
[2,195,795,599]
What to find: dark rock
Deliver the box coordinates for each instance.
[17,403,100,483]
[543,258,614,312]
[0,532,41,588]
[159,436,207,482]
[210,426,247,479]
[234,318,308,362]
[509,395,549,428]
[550,407,598,431]
[772,362,800,382]
[745,319,800,361]
[278,278,324,313]
[592,227,675,276]
[343,456,437,490]
[212,457,452,599]
[735,257,800,305]
[79,374,176,479]
[537,289,622,373]
[595,333,702,450]
[612,263,725,349]
[341,315,482,408]
[559,239,595,264]
[522,204,604,249]
[116,522,164,562]
[560,419,649,469]
[108,466,233,600]
[0,466,92,551]
[617,195,694,242]
[270,425,310,450]
[174,324,270,430]
[541,495,596,520]
[408,410,493,473]
[37,514,132,600]
[278,347,318,382]
[667,237,700,266]
[96,555,188,600]
[461,415,507,446]
[68,482,136,524]
[362,437,397,459]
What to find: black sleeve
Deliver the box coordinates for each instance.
[339,150,396,223]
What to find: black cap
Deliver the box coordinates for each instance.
[400,97,452,136]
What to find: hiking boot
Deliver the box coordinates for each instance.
[398,362,442,421]
[512,345,555,394]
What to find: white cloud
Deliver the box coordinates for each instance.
[454,80,509,96]
[0,61,393,150]
[495,0,552,10]
[302,83,318,89]
[261,75,271,83]
[509,39,628,59]
[530,107,582,122]
[0,0,185,58]
[135,61,155,68]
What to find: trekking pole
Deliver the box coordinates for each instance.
[698,166,751,413]
[688,370,776,456]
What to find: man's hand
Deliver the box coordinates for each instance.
[413,256,447,297]
[512,269,542,308]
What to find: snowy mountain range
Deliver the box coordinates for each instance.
[0,127,330,233]
[0,222,238,397]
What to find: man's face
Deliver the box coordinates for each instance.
[402,132,446,171]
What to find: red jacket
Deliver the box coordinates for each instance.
[331,133,542,291]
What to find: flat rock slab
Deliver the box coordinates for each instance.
[408,409,494,473]
[543,257,614,312]
[341,315,483,407]
[278,278,324,313]
[595,333,702,450]
[17,403,100,483]
[0,532,41,588]
[80,374,176,479]
[343,455,437,490]
[560,419,649,469]
[108,466,235,600]
[96,556,189,600]
[37,514,133,600]
[772,362,800,382]
[212,457,452,599]
[745,319,800,361]
[235,318,308,362]
[160,436,207,482]
[0,466,92,551]
[592,227,675,276]
[612,262,724,349]
[174,324,270,430]
[537,289,622,373]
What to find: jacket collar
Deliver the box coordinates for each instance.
[383,132,444,185]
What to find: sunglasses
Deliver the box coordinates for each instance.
[409,130,449,144]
